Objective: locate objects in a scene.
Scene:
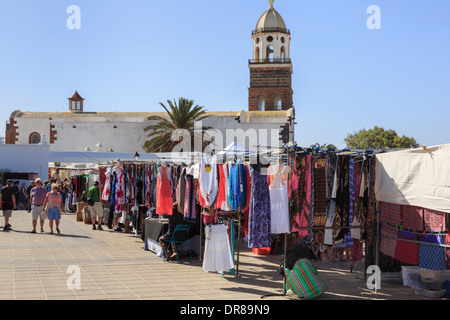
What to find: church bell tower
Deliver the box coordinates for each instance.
[249,0,293,112]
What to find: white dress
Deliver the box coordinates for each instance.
[268,163,291,234]
[199,155,218,207]
[202,224,235,274]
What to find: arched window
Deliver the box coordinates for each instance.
[266,45,274,62]
[257,96,265,111]
[29,132,41,144]
[255,47,260,62]
[274,96,282,110]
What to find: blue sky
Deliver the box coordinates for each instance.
[0,0,449,148]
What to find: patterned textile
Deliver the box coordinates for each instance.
[114,164,125,213]
[248,168,271,248]
[291,155,310,237]
[101,167,112,202]
[379,201,402,227]
[285,259,328,299]
[380,224,398,259]
[394,230,419,265]
[423,208,446,232]
[333,156,350,244]
[350,240,363,266]
[446,234,450,270]
[419,234,447,270]
[401,205,424,232]
[183,174,196,222]
[366,158,378,246]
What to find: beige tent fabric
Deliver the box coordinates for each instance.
[375,143,450,213]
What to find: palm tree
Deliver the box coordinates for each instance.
[143,98,215,153]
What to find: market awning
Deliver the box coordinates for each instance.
[49,151,160,164]
[375,143,450,213]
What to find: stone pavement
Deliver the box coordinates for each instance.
[0,210,438,300]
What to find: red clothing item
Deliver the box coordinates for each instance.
[214,164,225,210]
[156,166,173,215]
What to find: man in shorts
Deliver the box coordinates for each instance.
[0,179,16,231]
[30,178,48,233]
[88,181,104,230]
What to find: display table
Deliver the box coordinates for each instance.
[143,218,169,257]
[143,218,200,257]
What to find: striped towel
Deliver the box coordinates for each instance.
[285,258,327,299]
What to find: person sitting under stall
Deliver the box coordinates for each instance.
[158,202,186,261]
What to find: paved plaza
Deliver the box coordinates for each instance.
[0,210,441,301]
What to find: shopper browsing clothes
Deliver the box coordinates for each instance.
[42,183,64,234]
[0,179,16,231]
[88,181,103,230]
[30,178,48,233]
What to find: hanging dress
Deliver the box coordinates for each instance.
[203,224,235,274]
[101,167,112,202]
[268,162,291,234]
[220,163,233,211]
[156,165,173,215]
[292,154,311,237]
[114,165,125,213]
[248,167,271,248]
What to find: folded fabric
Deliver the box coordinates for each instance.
[380,224,398,259]
[394,230,419,265]
[401,205,424,232]
[379,202,402,226]
[423,208,446,232]
[419,234,447,271]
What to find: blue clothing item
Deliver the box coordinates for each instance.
[248,168,271,249]
[228,163,240,210]
[419,234,447,270]
[239,164,247,209]
[48,207,61,220]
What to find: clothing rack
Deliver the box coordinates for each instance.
[199,209,242,278]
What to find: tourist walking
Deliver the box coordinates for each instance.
[26,180,35,212]
[0,180,16,231]
[30,178,48,233]
[88,181,103,230]
[18,182,27,210]
[42,183,64,234]
[13,181,20,210]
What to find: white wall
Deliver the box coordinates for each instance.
[12,111,294,153]
[0,144,50,181]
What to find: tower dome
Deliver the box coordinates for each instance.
[255,0,288,33]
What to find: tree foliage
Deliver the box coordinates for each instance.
[344,126,419,149]
[143,98,214,153]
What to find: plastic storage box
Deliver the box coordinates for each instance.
[401,266,421,288]
[419,268,444,291]
[415,288,446,299]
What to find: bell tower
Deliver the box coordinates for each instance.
[249,0,293,111]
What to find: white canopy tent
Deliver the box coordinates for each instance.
[49,151,160,166]
[375,143,450,213]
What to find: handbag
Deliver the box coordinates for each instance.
[88,198,94,206]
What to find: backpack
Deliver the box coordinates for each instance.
[285,258,327,299]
